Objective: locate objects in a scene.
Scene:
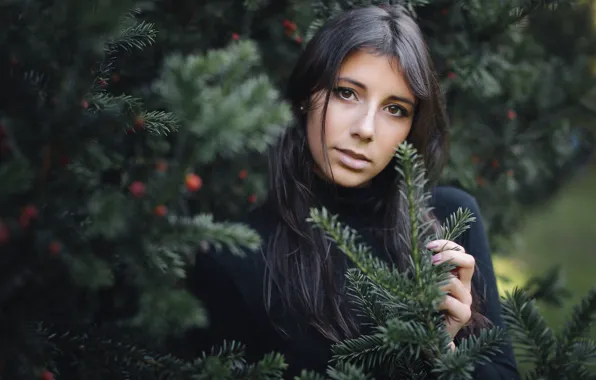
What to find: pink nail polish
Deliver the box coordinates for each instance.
[427,241,439,249]
[432,253,442,264]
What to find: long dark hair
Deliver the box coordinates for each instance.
[264,5,488,343]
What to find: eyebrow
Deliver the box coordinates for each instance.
[337,77,416,107]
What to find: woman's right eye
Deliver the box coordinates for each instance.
[334,87,356,101]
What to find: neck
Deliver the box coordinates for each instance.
[310,172,389,226]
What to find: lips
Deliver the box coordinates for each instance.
[335,148,371,170]
[336,148,371,162]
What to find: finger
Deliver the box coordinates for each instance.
[426,239,464,253]
[432,249,475,285]
[440,276,472,305]
[438,295,472,324]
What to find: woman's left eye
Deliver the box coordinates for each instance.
[385,105,407,117]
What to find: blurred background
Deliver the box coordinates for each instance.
[0,0,595,378]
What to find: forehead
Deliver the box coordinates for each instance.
[337,50,412,93]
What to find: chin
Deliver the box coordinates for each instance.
[327,166,375,188]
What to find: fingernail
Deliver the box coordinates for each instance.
[427,241,439,249]
[432,253,442,264]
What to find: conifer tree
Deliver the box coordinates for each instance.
[0,1,289,378]
[501,288,596,379]
[2,0,595,379]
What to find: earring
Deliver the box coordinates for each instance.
[300,106,304,111]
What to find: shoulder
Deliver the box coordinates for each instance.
[430,185,482,224]
[430,186,490,262]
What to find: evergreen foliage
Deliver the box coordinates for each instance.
[501,288,596,379]
[306,143,507,379]
[0,1,289,378]
[1,0,595,378]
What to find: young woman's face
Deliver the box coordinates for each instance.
[307,50,416,188]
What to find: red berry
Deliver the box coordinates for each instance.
[18,204,38,229]
[507,169,515,177]
[129,181,146,198]
[447,71,456,79]
[133,116,144,130]
[232,33,240,40]
[22,204,38,220]
[155,160,168,172]
[48,241,62,256]
[238,169,248,179]
[283,19,297,32]
[248,194,257,203]
[98,79,107,87]
[507,109,517,120]
[296,36,302,44]
[154,205,167,216]
[81,99,89,109]
[41,370,54,380]
[185,173,203,192]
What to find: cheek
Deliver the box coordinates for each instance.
[376,123,412,161]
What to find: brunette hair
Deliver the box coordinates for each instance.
[264,5,489,342]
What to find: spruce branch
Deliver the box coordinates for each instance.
[135,110,180,135]
[90,93,143,113]
[307,208,409,300]
[501,288,556,367]
[433,327,507,380]
[330,334,387,370]
[167,213,262,257]
[394,143,426,279]
[326,362,372,380]
[560,287,596,347]
[435,208,476,242]
[565,339,596,369]
[107,19,157,54]
[155,40,290,166]
[345,269,395,327]
[380,319,436,358]
[242,352,288,380]
[295,370,327,380]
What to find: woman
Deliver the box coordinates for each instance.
[184,5,520,379]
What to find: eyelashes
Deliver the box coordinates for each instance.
[332,86,410,118]
[334,86,357,101]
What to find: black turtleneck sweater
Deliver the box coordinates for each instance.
[181,184,520,379]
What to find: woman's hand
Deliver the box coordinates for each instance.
[426,239,475,340]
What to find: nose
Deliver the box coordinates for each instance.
[350,106,375,141]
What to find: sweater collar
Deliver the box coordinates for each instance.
[310,172,390,224]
